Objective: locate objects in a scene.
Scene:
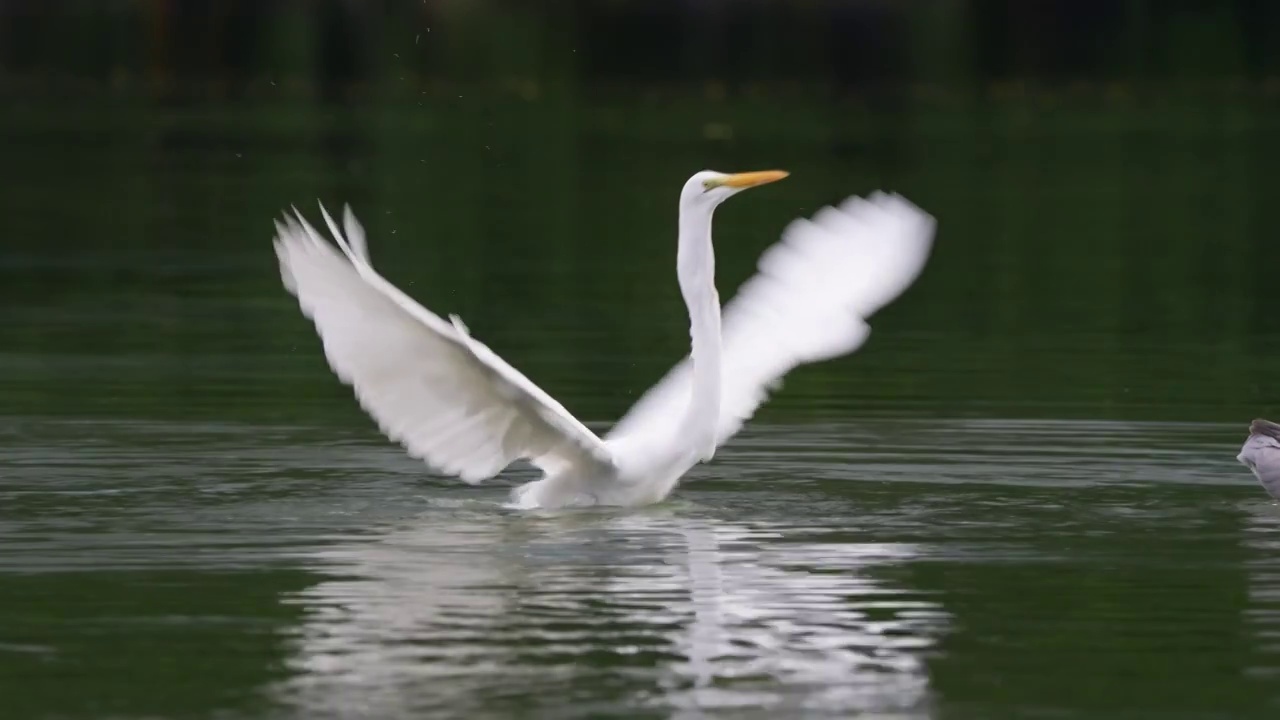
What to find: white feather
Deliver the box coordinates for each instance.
[274,187,934,509]
[606,191,935,454]
[273,203,616,484]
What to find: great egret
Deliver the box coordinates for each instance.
[1239,418,1280,500]
[273,170,936,509]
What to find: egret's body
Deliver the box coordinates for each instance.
[274,170,936,509]
[1238,418,1280,500]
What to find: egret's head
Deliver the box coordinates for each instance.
[681,169,789,208]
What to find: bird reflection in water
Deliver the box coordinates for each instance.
[1240,498,1280,686]
[269,506,949,719]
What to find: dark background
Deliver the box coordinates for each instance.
[1,0,1277,424]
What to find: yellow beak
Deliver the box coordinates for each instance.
[716,170,789,189]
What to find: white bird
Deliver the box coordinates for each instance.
[1238,418,1280,500]
[273,170,936,509]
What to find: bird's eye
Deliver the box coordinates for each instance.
[701,181,714,192]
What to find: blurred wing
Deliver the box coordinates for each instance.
[274,203,616,482]
[607,191,935,451]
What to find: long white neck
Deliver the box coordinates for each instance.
[675,204,722,462]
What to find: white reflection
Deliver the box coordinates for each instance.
[618,516,945,717]
[271,507,948,719]
[1241,500,1280,682]
[272,515,522,718]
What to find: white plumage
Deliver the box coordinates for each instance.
[274,172,936,509]
[607,192,934,455]
[274,205,617,485]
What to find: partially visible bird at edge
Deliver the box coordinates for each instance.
[1238,418,1280,500]
[272,169,937,509]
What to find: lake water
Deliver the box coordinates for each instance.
[2,95,1280,718]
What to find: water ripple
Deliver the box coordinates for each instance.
[0,415,1264,718]
[270,511,948,719]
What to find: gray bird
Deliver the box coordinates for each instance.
[1237,418,1280,500]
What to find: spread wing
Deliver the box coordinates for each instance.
[274,203,616,482]
[606,191,935,452]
